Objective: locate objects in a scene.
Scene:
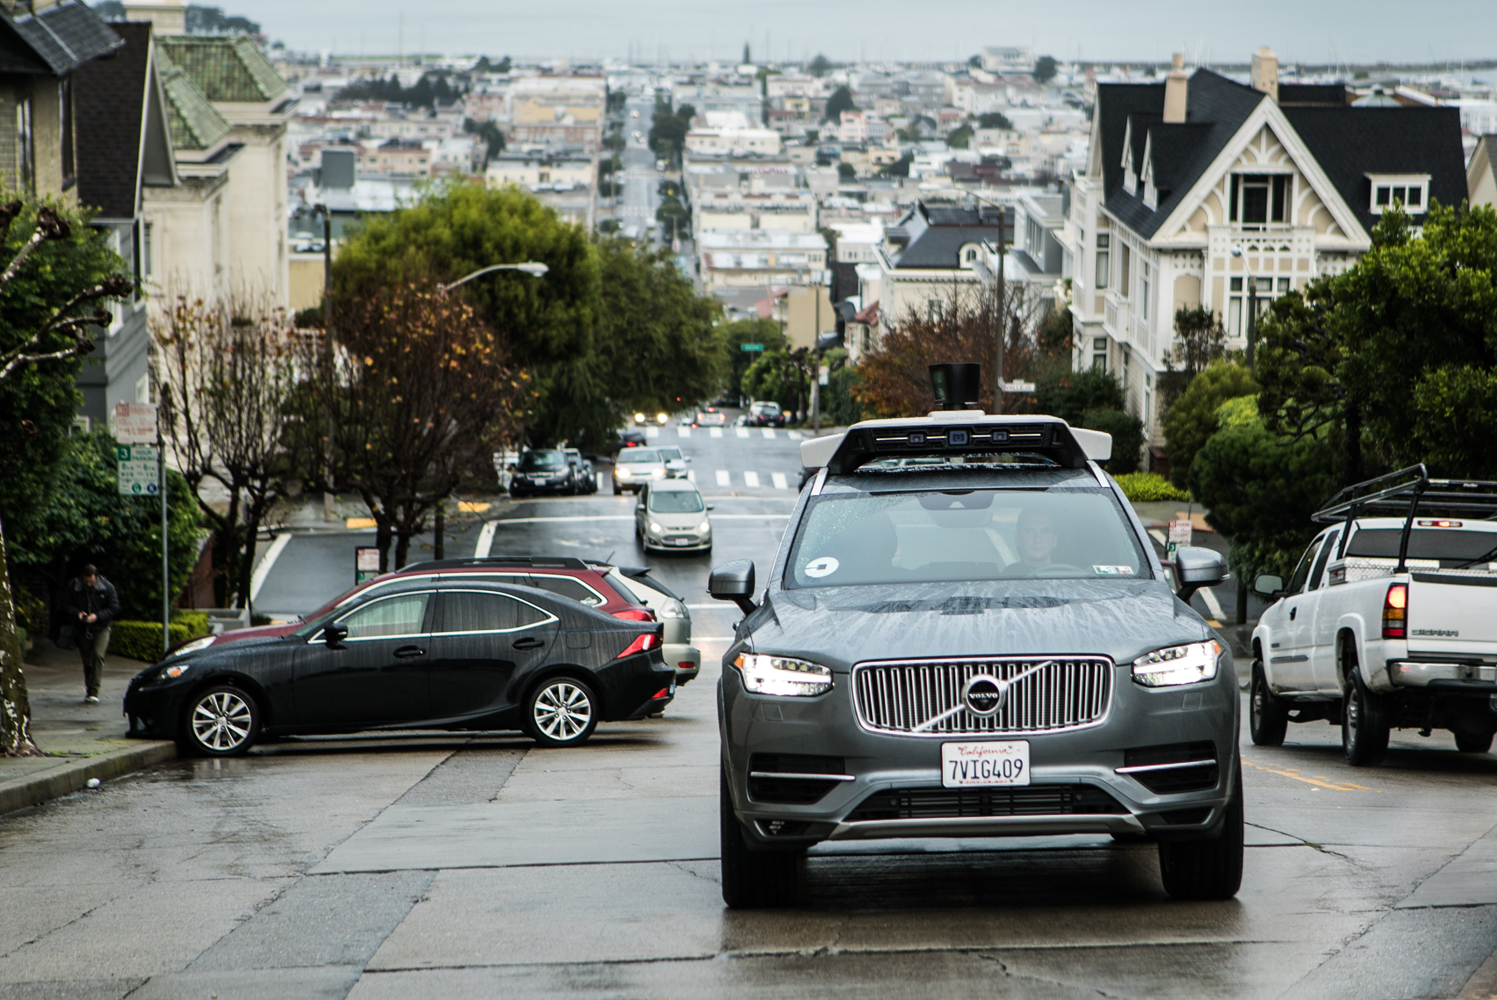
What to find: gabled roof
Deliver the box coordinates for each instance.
[1100,70,1263,238]
[73,21,154,218]
[1277,83,1348,106]
[0,0,120,75]
[154,44,231,151]
[1282,104,1467,233]
[155,34,287,104]
[888,201,1004,269]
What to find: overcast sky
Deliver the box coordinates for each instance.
[242,0,1497,67]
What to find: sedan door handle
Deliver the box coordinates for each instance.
[512,637,545,650]
[393,646,426,658]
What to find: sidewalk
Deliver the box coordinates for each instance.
[0,638,174,815]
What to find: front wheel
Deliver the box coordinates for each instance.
[1342,669,1390,767]
[1158,759,1244,900]
[524,676,599,748]
[182,684,259,757]
[1455,731,1493,754]
[721,764,801,908]
[1249,660,1289,746]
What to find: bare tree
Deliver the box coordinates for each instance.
[299,283,530,571]
[155,295,300,612]
[0,202,131,756]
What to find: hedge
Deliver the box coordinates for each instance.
[108,611,211,663]
[1113,472,1191,504]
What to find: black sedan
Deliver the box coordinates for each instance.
[124,579,675,756]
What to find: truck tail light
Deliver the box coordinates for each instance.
[616,632,658,658]
[1382,583,1408,639]
[611,607,655,622]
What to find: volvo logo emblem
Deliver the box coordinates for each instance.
[963,674,1005,716]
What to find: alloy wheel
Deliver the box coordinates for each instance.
[532,681,594,743]
[191,690,254,753]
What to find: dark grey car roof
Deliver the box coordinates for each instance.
[819,466,1106,495]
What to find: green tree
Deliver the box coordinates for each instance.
[837,161,856,180]
[1081,408,1144,474]
[1162,359,1258,490]
[0,200,132,756]
[1033,55,1058,84]
[808,53,833,77]
[462,118,505,164]
[977,112,1014,130]
[718,318,786,399]
[946,123,974,149]
[823,85,856,124]
[1037,368,1125,425]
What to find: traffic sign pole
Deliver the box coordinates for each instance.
[160,424,169,654]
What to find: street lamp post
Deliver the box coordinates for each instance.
[436,261,549,295]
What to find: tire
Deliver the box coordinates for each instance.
[612,483,622,496]
[1158,759,1244,900]
[1249,660,1289,747]
[181,684,258,757]
[720,764,801,908]
[1342,667,1390,767]
[1455,731,1493,754]
[524,676,599,748]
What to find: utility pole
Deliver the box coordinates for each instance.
[993,207,1007,414]
[1246,280,1258,371]
[320,206,337,522]
[158,412,169,654]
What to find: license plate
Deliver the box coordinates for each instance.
[941,741,1030,788]
[670,538,692,546]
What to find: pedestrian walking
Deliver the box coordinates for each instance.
[62,565,120,704]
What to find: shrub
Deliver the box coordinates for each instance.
[1080,408,1145,474]
[1113,472,1190,503]
[109,610,211,663]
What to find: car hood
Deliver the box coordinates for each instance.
[747,580,1211,671]
[210,622,300,645]
[651,511,708,528]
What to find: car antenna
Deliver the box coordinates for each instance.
[603,549,616,566]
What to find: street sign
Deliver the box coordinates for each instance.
[818,364,830,386]
[112,401,158,444]
[740,343,764,352]
[1167,518,1193,558]
[1001,380,1037,393]
[356,547,381,584]
[116,444,160,495]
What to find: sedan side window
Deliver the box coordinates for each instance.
[436,591,553,634]
[338,593,431,639]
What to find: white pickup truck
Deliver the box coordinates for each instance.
[1249,467,1497,766]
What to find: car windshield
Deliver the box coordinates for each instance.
[520,451,565,470]
[786,488,1150,587]
[753,403,779,413]
[649,489,705,513]
[620,448,662,464]
[659,447,683,461]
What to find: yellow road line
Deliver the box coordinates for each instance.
[1241,757,1376,792]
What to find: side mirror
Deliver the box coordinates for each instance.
[1253,574,1285,598]
[1173,545,1227,603]
[709,559,757,615]
[707,504,716,511]
[322,623,348,648]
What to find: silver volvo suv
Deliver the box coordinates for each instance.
[710,382,1239,907]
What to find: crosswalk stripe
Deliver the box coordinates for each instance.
[735,427,749,438]
[709,427,723,438]
[761,428,776,439]
[788,430,804,440]
[771,472,788,490]
[687,470,696,483]
[595,472,605,491]
[644,426,659,438]
[677,427,691,438]
[715,469,730,486]
[744,471,761,488]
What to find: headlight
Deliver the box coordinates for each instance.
[734,653,832,697]
[656,412,668,424]
[634,412,647,423]
[616,468,632,478]
[649,521,663,534]
[651,468,665,479]
[173,636,216,657]
[1132,640,1222,688]
[700,520,711,533]
[157,661,194,682]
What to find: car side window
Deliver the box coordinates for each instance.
[1287,540,1321,595]
[526,575,604,606]
[436,591,551,634]
[1309,529,1341,590]
[337,593,431,639]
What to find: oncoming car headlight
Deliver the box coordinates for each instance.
[1132,640,1222,688]
[733,653,832,697]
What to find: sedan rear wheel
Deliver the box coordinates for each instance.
[525,676,599,748]
[183,685,258,757]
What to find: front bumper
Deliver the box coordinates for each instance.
[719,660,1238,846]
[123,676,190,738]
[511,478,575,495]
[644,530,711,551]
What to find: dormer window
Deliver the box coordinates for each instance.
[1367,174,1429,214]
[1230,173,1290,227]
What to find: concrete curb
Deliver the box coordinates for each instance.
[0,740,176,816]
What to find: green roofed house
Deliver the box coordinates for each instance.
[117,0,294,309]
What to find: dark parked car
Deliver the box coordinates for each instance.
[743,401,786,428]
[510,449,579,497]
[125,579,674,756]
[711,384,1238,908]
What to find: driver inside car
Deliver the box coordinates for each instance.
[1011,508,1062,575]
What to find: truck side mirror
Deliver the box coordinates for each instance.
[709,559,757,616]
[1253,574,1285,598]
[1173,545,1227,604]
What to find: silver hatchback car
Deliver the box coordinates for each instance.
[710,406,1238,907]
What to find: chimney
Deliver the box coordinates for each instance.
[1251,46,1279,102]
[122,0,186,35]
[1163,53,1188,124]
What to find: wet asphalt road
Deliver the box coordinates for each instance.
[4,426,1497,999]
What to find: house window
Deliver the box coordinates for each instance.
[1143,374,1153,429]
[1092,337,1108,372]
[1229,173,1290,226]
[60,77,75,188]
[926,298,946,321]
[1226,276,1291,337]
[142,222,154,278]
[1140,261,1151,321]
[16,97,34,191]
[1370,176,1429,214]
[1119,243,1131,296]
[964,247,977,263]
[1095,233,1110,289]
